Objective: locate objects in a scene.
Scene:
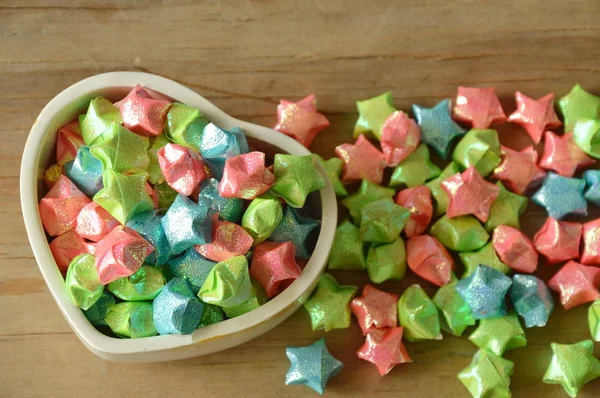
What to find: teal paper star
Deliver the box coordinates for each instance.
[531,172,587,220]
[412,99,466,159]
[270,206,320,259]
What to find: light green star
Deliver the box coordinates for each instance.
[459,242,510,278]
[573,118,600,158]
[543,340,600,397]
[458,349,514,398]
[353,91,397,140]
[426,161,460,217]
[397,284,441,342]
[198,256,253,309]
[80,97,123,145]
[90,123,150,173]
[389,144,441,188]
[164,102,208,151]
[271,154,326,208]
[341,179,394,224]
[558,84,600,132]
[359,199,410,243]
[430,214,489,252]
[366,237,406,284]
[93,170,154,224]
[452,128,502,177]
[433,275,476,336]
[469,311,527,356]
[315,155,348,197]
[147,134,170,184]
[484,182,527,232]
[303,273,358,332]
[590,301,600,342]
[328,220,365,270]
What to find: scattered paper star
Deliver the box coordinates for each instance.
[412,99,466,159]
[531,172,587,220]
[539,131,595,177]
[492,145,546,195]
[453,86,506,128]
[357,327,412,376]
[441,166,500,222]
[508,91,561,143]
[274,94,330,148]
[548,260,600,309]
[543,340,600,397]
[558,84,600,132]
[335,135,386,185]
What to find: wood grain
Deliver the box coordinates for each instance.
[1,0,599,396]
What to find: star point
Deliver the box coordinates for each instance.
[441,166,500,222]
[350,284,398,335]
[543,340,600,397]
[303,273,358,331]
[453,86,506,128]
[548,260,600,309]
[274,94,330,148]
[508,91,561,143]
[357,327,412,376]
[335,135,386,185]
[413,99,466,158]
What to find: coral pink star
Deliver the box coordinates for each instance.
[380,111,421,167]
[250,241,302,298]
[195,215,254,262]
[357,327,412,376]
[335,135,386,185]
[492,145,546,195]
[548,260,600,310]
[533,218,582,265]
[453,87,506,128]
[350,285,399,335]
[56,121,84,165]
[115,84,172,137]
[406,235,455,286]
[492,225,538,273]
[581,218,600,266]
[508,92,562,144]
[395,186,433,238]
[273,94,330,148]
[441,166,500,222]
[539,131,595,177]
[38,175,91,237]
[219,152,275,199]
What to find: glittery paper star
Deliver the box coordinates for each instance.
[303,273,358,332]
[492,225,538,274]
[106,302,157,338]
[394,186,433,238]
[590,301,600,342]
[270,206,320,259]
[271,154,325,208]
[328,220,365,270]
[543,340,600,397]
[558,84,600,132]
[197,178,244,223]
[459,242,510,278]
[38,175,91,237]
[397,284,441,342]
[507,91,561,144]
[389,144,441,188]
[126,211,170,267]
[430,214,489,252]
[164,102,209,151]
[335,135,386,185]
[90,123,150,173]
[412,99,466,159]
[107,265,166,301]
[115,84,172,137]
[274,94,330,147]
[456,265,512,319]
[241,193,283,244]
[433,276,476,336]
[167,248,216,293]
[50,231,88,272]
[581,218,600,266]
[83,290,115,327]
[469,311,527,356]
[584,170,600,206]
[341,179,394,223]
[533,218,582,264]
[353,91,397,140]
[406,235,454,286]
[153,277,204,335]
[453,86,506,128]
[548,261,600,309]
[315,156,347,197]
[493,145,546,194]
[510,274,554,328]
[357,327,412,376]
[56,120,84,165]
[458,349,514,398]
[43,163,63,190]
[65,254,104,310]
[157,143,207,196]
[426,162,460,217]
[453,128,502,177]
[573,118,600,158]
[64,146,103,196]
[380,111,421,166]
[250,241,301,298]
[147,134,169,184]
[199,123,246,179]
[285,338,344,395]
[366,237,406,284]
[198,255,253,310]
[80,97,122,145]
[531,172,587,220]
[441,166,500,222]
[219,152,275,200]
[195,215,254,262]
[350,284,399,335]
[484,182,527,232]
[161,194,212,255]
[359,199,410,243]
[539,131,595,177]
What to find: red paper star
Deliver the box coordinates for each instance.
[273,95,330,148]
[539,131,595,177]
[548,260,600,309]
[508,92,562,144]
[219,152,275,199]
[406,235,455,286]
[335,135,386,185]
[250,241,302,298]
[115,84,172,137]
[357,327,413,376]
[581,218,600,266]
[492,225,538,273]
[453,86,506,128]
[350,285,399,335]
[195,215,254,262]
[395,186,433,238]
[380,111,421,167]
[492,145,546,195]
[533,218,582,265]
[441,166,500,222]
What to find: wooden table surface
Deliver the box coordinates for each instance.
[1,1,599,397]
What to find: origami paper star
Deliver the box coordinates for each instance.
[353,91,397,140]
[584,170,600,205]
[56,120,84,165]
[350,284,399,335]
[458,349,514,398]
[341,179,395,223]
[453,86,506,128]
[64,146,103,196]
[65,253,104,310]
[406,235,454,286]
[315,155,348,197]
[147,134,169,184]
[426,162,460,217]
[126,210,171,267]
[90,122,150,173]
[303,273,358,331]
[456,265,512,319]
[157,143,207,196]
[394,186,433,238]
[219,152,274,200]
[433,276,476,336]
[357,327,412,376]
[572,118,600,158]
[197,178,244,223]
[453,128,502,177]
[285,338,344,395]
[492,145,546,195]
[581,218,600,266]
[531,172,587,220]
[548,261,600,309]
[590,302,600,342]
[250,241,302,298]
[469,311,527,356]
[195,216,254,262]
[359,199,410,243]
[430,214,489,252]
[153,277,204,335]
[484,182,527,232]
[164,102,209,150]
[49,231,88,272]
[508,91,561,143]
[327,220,365,270]
[380,111,421,166]
[412,99,466,158]
[167,248,216,293]
[221,279,266,318]
[199,123,245,179]
[198,255,253,309]
[83,290,115,327]
[115,84,172,137]
[39,175,91,237]
[539,131,595,177]
[270,206,320,259]
[335,135,386,185]
[441,166,500,222]
[510,274,554,328]
[105,302,157,338]
[107,265,166,301]
[543,340,600,397]
[271,154,326,208]
[459,242,510,278]
[161,194,212,255]
[366,237,406,284]
[389,144,441,188]
[274,94,330,147]
[492,225,538,274]
[241,193,283,244]
[558,84,600,132]
[80,97,122,145]
[533,218,581,264]
[397,284,441,342]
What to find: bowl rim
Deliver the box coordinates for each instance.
[20,71,337,356]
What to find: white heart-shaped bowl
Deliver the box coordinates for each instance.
[20,71,337,363]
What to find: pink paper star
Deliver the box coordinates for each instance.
[219,152,275,199]
[56,121,84,165]
[508,92,562,144]
[548,260,600,310]
[380,111,421,167]
[158,143,208,196]
[115,84,172,137]
[250,241,302,298]
[533,218,582,265]
[38,175,91,237]
[581,218,600,266]
[395,186,433,238]
[335,135,386,185]
[441,166,500,222]
[539,131,595,177]
[492,145,546,195]
[75,202,119,242]
[406,235,455,286]
[453,87,506,128]
[195,215,254,262]
[350,285,399,335]
[273,94,330,148]
[49,230,88,272]
[492,225,538,273]
[357,327,413,376]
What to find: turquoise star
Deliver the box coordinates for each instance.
[270,206,320,259]
[285,338,344,395]
[161,194,212,256]
[584,170,600,206]
[531,172,587,220]
[412,99,466,159]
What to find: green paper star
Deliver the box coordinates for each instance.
[147,134,170,184]
[459,242,510,278]
[271,154,326,208]
[573,118,600,158]
[303,273,358,332]
[223,279,267,318]
[105,302,157,338]
[341,179,395,224]
[397,284,441,342]
[90,123,150,173]
[360,199,410,243]
[241,193,283,244]
[93,170,154,224]
[558,84,600,132]
[453,129,502,177]
[366,237,406,284]
[430,215,489,252]
[433,275,476,336]
[328,220,366,270]
[426,161,460,217]
[107,265,166,302]
[198,255,253,310]
[389,144,441,188]
[590,301,600,342]
[469,311,527,356]
[315,155,348,197]
[413,99,466,159]
[65,253,104,310]
[484,182,527,232]
[458,349,514,398]
[164,102,209,151]
[353,91,397,140]
[81,97,123,145]
[543,340,600,397]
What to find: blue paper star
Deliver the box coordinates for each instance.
[510,274,554,328]
[197,178,244,223]
[64,146,103,196]
[161,194,212,256]
[285,338,344,395]
[412,99,466,159]
[270,207,320,259]
[584,170,600,206]
[167,248,216,293]
[456,265,512,320]
[200,123,245,179]
[126,211,171,266]
[153,277,204,335]
[531,172,587,220]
